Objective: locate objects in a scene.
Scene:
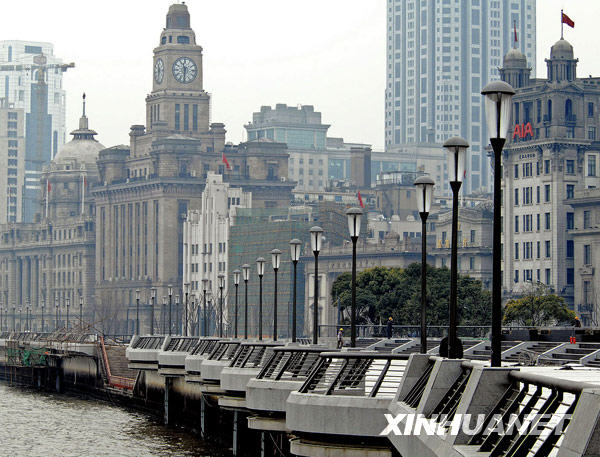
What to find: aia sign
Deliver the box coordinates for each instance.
[513,122,534,140]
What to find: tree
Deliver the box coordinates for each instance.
[330,263,491,326]
[503,285,575,326]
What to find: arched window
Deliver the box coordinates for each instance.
[547,99,552,121]
[565,99,573,118]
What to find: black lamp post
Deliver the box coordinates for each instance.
[444,136,469,359]
[218,274,225,338]
[190,294,196,336]
[310,226,323,344]
[289,239,302,343]
[175,294,180,335]
[54,299,58,331]
[242,264,250,339]
[150,288,156,335]
[256,257,266,341]
[135,289,140,335]
[346,208,362,348]
[168,285,173,336]
[184,283,189,336]
[25,303,30,331]
[66,297,70,330]
[271,249,281,341]
[162,296,167,335]
[482,80,515,367]
[202,278,209,336]
[79,295,83,330]
[0,305,3,332]
[233,269,241,338]
[206,291,212,336]
[414,176,435,353]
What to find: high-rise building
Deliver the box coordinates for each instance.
[500,38,600,308]
[0,41,68,221]
[385,0,536,194]
[0,98,25,223]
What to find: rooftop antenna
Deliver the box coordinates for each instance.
[82,92,86,117]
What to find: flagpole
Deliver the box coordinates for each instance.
[81,173,85,215]
[561,9,564,39]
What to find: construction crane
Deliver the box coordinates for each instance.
[0,53,75,82]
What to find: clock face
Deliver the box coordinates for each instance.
[154,59,164,84]
[172,57,198,84]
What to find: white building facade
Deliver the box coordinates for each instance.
[182,173,251,327]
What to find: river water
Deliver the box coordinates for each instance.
[0,383,228,457]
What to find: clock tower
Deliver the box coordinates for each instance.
[145,3,211,137]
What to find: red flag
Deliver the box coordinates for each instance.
[514,20,518,44]
[562,12,574,28]
[47,180,51,192]
[222,152,231,170]
[357,191,364,208]
[84,176,87,187]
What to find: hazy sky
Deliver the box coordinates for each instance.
[1,0,599,151]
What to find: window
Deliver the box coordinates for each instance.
[469,257,475,269]
[545,269,551,285]
[514,188,519,206]
[566,160,575,174]
[514,270,519,283]
[566,212,574,229]
[584,210,591,229]
[515,242,519,260]
[536,186,540,203]
[589,102,594,117]
[545,240,551,258]
[524,242,533,259]
[470,230,476,243]
[589,127,597,140]
[545,212,551,230]
[174,104,180,131]
[544,184,551,202]
[584,244,592,265]
[567,240,574,258]
[589,155,597,177]
[536,241,541,258]
[514,164,519,179]
[514,215,519,233]
[566,184,574,200]
[544,160,550,174]
[537,213,541,230]
[523,187,532,205]
[177,36,190,44]
[523,163,532,177]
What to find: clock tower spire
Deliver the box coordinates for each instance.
[146,2,211,137]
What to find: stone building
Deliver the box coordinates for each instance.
[431,202,493,289]
[500,38,600,306]
[0,97,102,330]
[569,189,600,326]
[92,4,293,333]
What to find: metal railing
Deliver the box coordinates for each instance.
[189,337,220,356]
[207,340,241,361]
[229,342,284,369]
[257,346,330,381]
[298,352,410,398]
[164,336,198,352]
[130,336,165,350]
[98,335,135,390]
[318,324,492,339]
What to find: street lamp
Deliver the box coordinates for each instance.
[310,226,323,344]
[184,283,190,336]
[218,274,225,338]
[242,264,250,339]
[233,269,241,338]
[202,278,209,336]
[66,297,70,330]
[289,239,302,343]
[271,249,281,341]
[41,301,45,333]
[444,136,469,359]
[190,294,196,336]
[206,290,212,336]
[482,80,515,367]
[162,296,167,334]
[414,176,435,354]
[175,294,180,335]
[346,208,362,348]
[79,295,83,330]
[150,288,156,335]
[54,299,58,331]
[256,257,266,340]
[168,285,173,336]
[135,289,140,335]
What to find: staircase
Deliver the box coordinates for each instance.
[105,344,138,379]
[503,341,559,363]
[374,339,409,352]
[468,341,520,361]
[543,342,600,365]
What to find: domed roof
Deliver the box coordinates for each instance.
[550,38,574,60]
[53,94,104,168]
[503,47,527,68]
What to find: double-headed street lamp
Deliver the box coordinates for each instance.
[190,294,196,336]
[414,176,435,354]
[206,291,213,335]
[233,269,241,338]
[202,278,209,336]
[444,137,469,359]
[482,80,515,367]
[346,208,362,348]
[162,296,167,334]
[175,294,180,335]
[168,285,173,336]
[41,300,45,333]
[310,226,323,344]
[54,299,58,331]
[218,274,225,338]
[242,264,250,339]
[289,239,302,343]
[271,249,281,341]
[150,288,156,335]
[256,257,266,340]
[66,297,70,330]
[79,295,84,330]
[135,289,140,335]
